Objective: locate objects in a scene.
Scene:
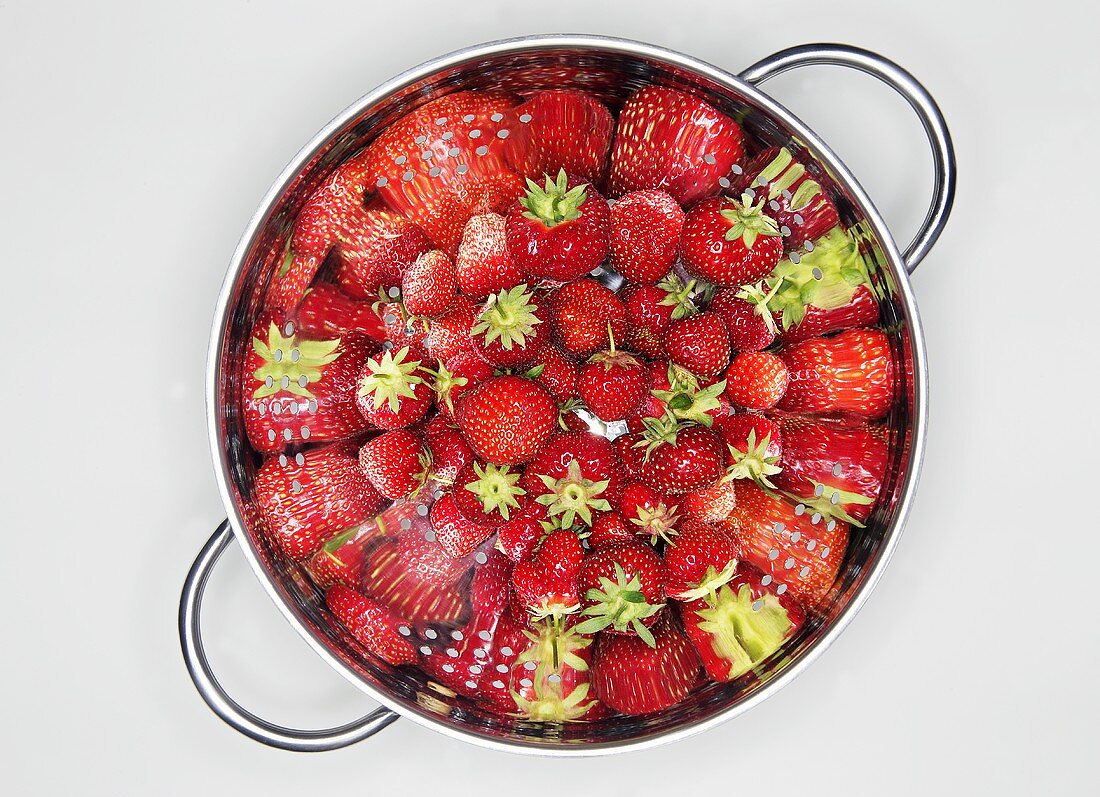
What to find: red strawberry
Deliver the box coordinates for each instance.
[548,278,627,358]
[293,284,387,341]
[430,492,495,558]
[451,461,528,528]
[307,524,382,590]
[395,523,477,585]
[724,351,789,410]
[510,618,601,722]
[243,319,374,453]
[254,442,384,559]
[731,146,840,250]
[325,585,419,666]
[428,351,493,420]
[529,345,579,403]
[587,511,635,549]
[721,481,849,608]
[716,413,783,491]
[333,207,433,301]
[576,541,666,644]
[505,169,610,282]
[454,212,524,300]
[663,518,740,600]
[422,295,478,363]
[680,476,738,524]
[778,328,895,419]
[637,421,726,495]
[620,482,681,545]
[360,536,469,625]
[664,311,731,379]
[621,275,697,359]
[708,287,776,352]
[680,194,783,287]
[470,284,549,368]
[495,500,548,562]
[679,563,805,682]
[773,417,887,525]
[517,90,614,184]
[609,190,685,284]
[591,615,701,715]
[454,375,558,465]
[609,86,744,206]
[422,609,527,711]
[523,432,624,529]
[358,429,430,500]
[401,249,456,318]
[512,529,586,619]
[577,340,649,423]
[422,414,473,486]
[356,345,433,429]
[615,433,646,479]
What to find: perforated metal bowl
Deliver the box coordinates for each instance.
[179,35,954,755]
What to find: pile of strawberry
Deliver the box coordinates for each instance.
[242,86,896,721]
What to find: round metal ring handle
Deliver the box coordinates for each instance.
[179,520,400,751]
[740,43,956,274]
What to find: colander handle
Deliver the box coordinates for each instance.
[179,520,399,751]
[739,43,956,274]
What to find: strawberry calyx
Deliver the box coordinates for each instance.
[320,525,362,565]
[520,618,592,674]
[734,280,783,337]
[787,480,873,528]
[471,284,543,351]
[720,193,781,249]
[694,582,794,679]
[464,462,526,520]
[357,346,425,413]
[252,322,341,399]
[519,168,588,228]
[575,562,665,647]
[535,459,612,527]
[512,679,595,723]
[427,359,467,414]
[589,324,642,371]
[656,274,698,320]
[628,500,681,546]
[652,363,725,427]
[724,428,782,491]
[633,413,686,462]
[675,560,740,602]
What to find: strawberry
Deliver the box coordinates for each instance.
[778,328,896,419]
[243,319,374,453]
[517,90,614,184]
[731,146,840,250]
[401,249,456,318]
[325,585,419,666]
[361,537,469,625]
[355,345,433,429]
[721,480,849,608]
[548,278,627,358]
[374,300,424,352]
[609,190,685,285]
[505,169,610,282]
[529,345,579,403]
[307,524,381,590]
[454,375,557,465]
[716,413,783,491]
[708,287,776,352]
[591,615,701,715]
[679,563,805,682]
[664,311,731,379]
[576,541,666,645]
[662,518,740,600]
[637,421,726,495]
[773,417,887,525]
[254,442,384,559]
[680,194,783,287]
[422,414,473,485]
[495,500,549,562]
[724,351,789,410]
[621,275,697,359]
[620,482,681,546]
[523,432,624,529]
[587,511,635,549]
[641,361,730,430]
[680,476,738,524]
[615,433,646,480]
[430,492,495,558]
[421,295,478,363]
[427,351,494,420]
[451,461,527,527]
[512,529,586,619]
[577,337,649,423]
[358,429,430,500]
[510,618,601,722]
[454,212,524,300]
[422,609,527,711]
[470,284,549,368]
[355,91,531,255]
[395,522,477,585]
[293,284,387,341]
[609,86,744,206]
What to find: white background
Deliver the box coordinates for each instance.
[3,0,1098,793]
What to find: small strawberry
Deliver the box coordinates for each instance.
[724,351,789,410]
[356,345,433,429]
[548,278,627,358]
[505,169,611,282]
[609,86,744,206]
[470,284,549,368]
[427,351,494,420]
[495,500,549,562]
[680,194,783,287]
[430,492,495,558]
[529,345,579,403]
[422,414,473,485]
[615,433,646,480]
[451,461,528,527]
[401,249,457,318]
[587,511,635,549]
[325,585,419,666]
[680,476,738,524]
[716,413,783,492]
[662,518,740,600]
[293,284,387,341]
[620,482,681,546]
[422,295,478,363]
[621,275,697,359]
[455,213,524,300]
[361,537,469,625]
[637,420,726,495]
[358,429,430,500]
[664,311,731,379]
[577,334,649,422]
[575,541,666,645]
[512,529,586,620]
[523,432,624,529]
[517,90,614,184]
[454,375,558,465]
[609,190,685,285]
[778,328,895,420]
[591,615,701,715]
[708,287,776,352]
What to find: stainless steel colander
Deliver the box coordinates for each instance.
[179,35,955,755]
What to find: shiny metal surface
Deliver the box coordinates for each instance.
[185,35,953,755]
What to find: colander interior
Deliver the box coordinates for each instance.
[211,40,919,751]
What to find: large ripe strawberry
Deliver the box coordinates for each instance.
[512,529,586,620]
[548,278,627,358]
[620,482,681,546]
[529,345,579,403]
[778,328,896,419]
[243,319,374,453]
[401,249,456,318]
[354,91,532,255]
[358,429,430,500]
[293,284,387,341]
[731,146,840,250]
[356,345,433,429]
[422,414,473,485]
[505,169,610,282]
[679,563,805,682]
[470,284,549,368]
[681,194,783,287]
[609,86,744,206]
[709,286,776,352]
[664,311,731,379]
[773,417,887,525]
[591,615,701,715]
[429,491,495,558]
[621,276,696,359]
[609,190,685,285]
[428,351,494,420]
[454,212,523,300]
[326,585,419,666]
[721,480,849,608]
[577,338,649,422]
[254,442,384,559]
[517,90,614,184]
[637,420,727,496]
[451,461,527,528]
[421,295,478,363]
[716,413,783,491]
[724,351,789,410]
[361,536,469,625]
[454,375,558,465]
[576,542,666,645]
[663,518,740,600]
[523,432,624,529]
